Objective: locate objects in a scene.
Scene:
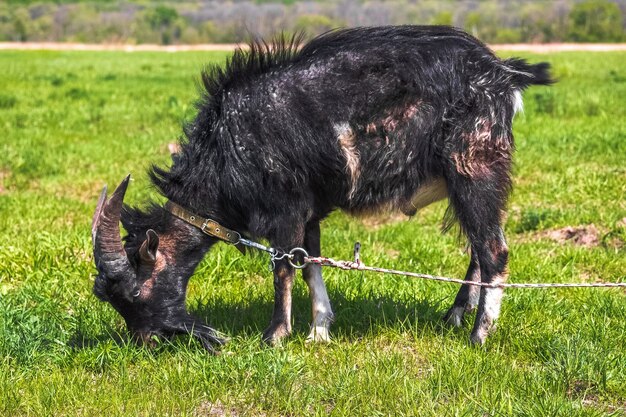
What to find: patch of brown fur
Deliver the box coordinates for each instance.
[135,229,186,301]
[365,100,422,137]
[270,263,295,335]
[339,101,423,199]
[137,253,166,300]
[453,119,512,179]
[155,226,195,262]
[381,102,420,132]
[487,237,509,262]
[337,124,361,199]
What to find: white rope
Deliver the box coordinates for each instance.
[304,256,626,289]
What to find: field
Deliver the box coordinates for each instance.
[0,50,625,416]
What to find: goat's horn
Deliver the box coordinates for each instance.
[93,175,131,256]
[91,185,108,244]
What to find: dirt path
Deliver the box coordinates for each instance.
[0,42,238,52]
[0,42,241,52]
[1,42,626,53]
[490,43,626,52]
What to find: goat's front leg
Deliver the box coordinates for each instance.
[303,220,333,342]
[262,259,295,345]
[261,222,305,345]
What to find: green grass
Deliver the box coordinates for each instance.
[0,50,625,416]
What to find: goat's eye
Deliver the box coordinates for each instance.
[133,289,141,298]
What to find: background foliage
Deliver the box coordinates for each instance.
[0,0,625,44]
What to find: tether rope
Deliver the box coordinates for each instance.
[303,255,626,289]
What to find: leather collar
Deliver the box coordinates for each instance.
[164,201,241,244]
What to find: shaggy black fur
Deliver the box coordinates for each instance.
[96,26,553,350]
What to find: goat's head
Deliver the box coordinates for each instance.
[91,176,225,352]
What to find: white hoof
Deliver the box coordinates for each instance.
[470,331,487,346]
[306,325,331,343]
[444,306,465,328]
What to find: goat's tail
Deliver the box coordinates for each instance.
[502,58,555,90]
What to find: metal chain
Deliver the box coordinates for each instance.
[237,238,309,271]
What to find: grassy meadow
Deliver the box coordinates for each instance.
[0,49,625,416]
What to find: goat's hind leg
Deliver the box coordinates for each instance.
[444,251,480,327]
[470,227,508,345]
[447,176,510,345]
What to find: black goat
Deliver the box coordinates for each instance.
[92,26,552,351]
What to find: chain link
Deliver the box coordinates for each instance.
[236,238,309,270]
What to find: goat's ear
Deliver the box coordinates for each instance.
[139,229,159,263]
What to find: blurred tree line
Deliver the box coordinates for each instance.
[0,0,624,44]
